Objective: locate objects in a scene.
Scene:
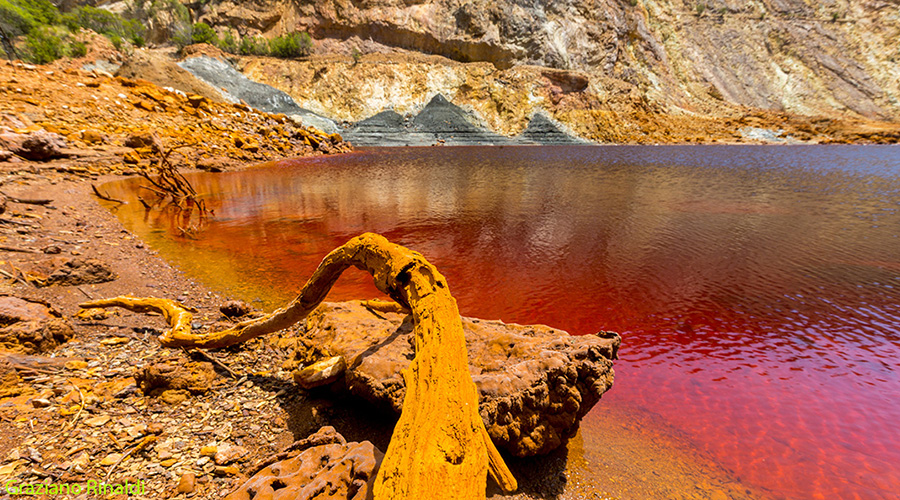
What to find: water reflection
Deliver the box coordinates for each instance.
[103,145,900,500]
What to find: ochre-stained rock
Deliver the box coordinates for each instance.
[133,356,216,397]
[287,300,620,456]
[12,130,67,160]
[219,300,254,318]
[0,295,75,354]
[226,426,382,500]
[0,358,24,398]
[43,258,116,287]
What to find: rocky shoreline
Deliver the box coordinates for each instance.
[0,49,620,499]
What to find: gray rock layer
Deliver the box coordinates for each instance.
[288,301,620,457]
[178,56,340,134]
[344,94,587,146]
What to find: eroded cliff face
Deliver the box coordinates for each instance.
[195,0,900,140]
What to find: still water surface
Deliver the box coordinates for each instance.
[104,146,900,500]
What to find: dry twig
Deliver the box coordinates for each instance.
[104,434,158,482]
[90,184,125,204]
[0,191,52,205]
[185,347,239,379]
[50,381,85,441]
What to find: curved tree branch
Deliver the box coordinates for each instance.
[80,232,517,498]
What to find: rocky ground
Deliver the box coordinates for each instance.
[0,47,364,499]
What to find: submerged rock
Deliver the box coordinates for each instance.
[287,300,620,456]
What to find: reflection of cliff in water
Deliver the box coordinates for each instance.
[101,145,900,500]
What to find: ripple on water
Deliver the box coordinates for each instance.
[102,145,900,500]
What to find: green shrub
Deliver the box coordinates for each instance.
[69,40,87,57]
[24,25,64,63]
[268,32,312,58]
[0,0,36,39]
[60,6,145,46]
[191,22,217,45]
[219,30,237,53]
[239,35,268,56]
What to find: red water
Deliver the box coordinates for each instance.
[104,146,900,500]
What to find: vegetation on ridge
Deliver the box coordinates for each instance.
[0,0,313,64]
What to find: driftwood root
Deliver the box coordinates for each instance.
[80,233,516,498]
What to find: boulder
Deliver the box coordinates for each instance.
[134,356,216,400]
[226,426,382,500]
[287,301,620,456]
[0,295,75,353]
[11,130,67,160]
[43,258,116,287]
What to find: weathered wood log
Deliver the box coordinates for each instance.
[79,233,516,498]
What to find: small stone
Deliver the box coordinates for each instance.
[159,389,189,405]
[71,452,90,467]
[213,445,249,465]
[157,449,173,460]
[84,415,111,427]
[219,300,253,318]
[122,150,140,164]
[213,465,240,476]
[31,398,52,408]
[99,453,122,466]
[100,336,130,345]
[200,445,217,457]
[197,456,210,466]
[159,458,177,467]
[64,360,88,370]
[81,129,104,144]
[42,245,62,254]
[176,472,196,494]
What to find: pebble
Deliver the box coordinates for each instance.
[64,360,88,370]
[31,398,52,408]
[84,415,111,427]
[213,465,240,476]
[214,445,249,465]
[100,453,122,466]
[176,472,196,494]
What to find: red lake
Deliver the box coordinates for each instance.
[103,145,900,500]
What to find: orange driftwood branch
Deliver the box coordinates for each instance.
[79,232,516,498]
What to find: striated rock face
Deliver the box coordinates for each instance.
[286,301,620,457]
[196,0,900,125]
[226,426,383,500]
